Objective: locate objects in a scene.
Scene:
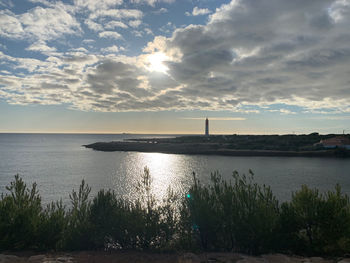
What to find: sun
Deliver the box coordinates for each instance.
[146,52,169,73]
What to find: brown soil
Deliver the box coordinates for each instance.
[73,251,179,263]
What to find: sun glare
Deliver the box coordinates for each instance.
[146,52,169,73]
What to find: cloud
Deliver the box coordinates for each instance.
[130,0,175,7]
[269,109,297,115]
[1,0,350,114]
[0,4,81,42]
[144,0,350,112]
[144,28,153,35]
[0,10,25,39]
[154,7,168,14]
[89,9,143,20]
[186,7,211,16]
[132,30,143,37]
[82,39,95,44]
[70,47,88,53]
[105,20,128,29]
[99,31,123,39]
[84,19,104,31]
[74,0,123,12]
[0,0,14,8]
[26,41,57,53]
[101,45,120,53]
[129,19,142,28]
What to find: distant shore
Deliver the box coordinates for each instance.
[84,140,348,158]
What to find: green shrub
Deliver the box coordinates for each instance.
[158,187,178,250]
[89,189,137,249]
[1,171,350,256]
[280,185,350,255]
[181,171,279,254]
[38,200,67,250]
[0,175,42,250]
[319,185,350,254]
[64,179,93,250]
[88,167,178,250]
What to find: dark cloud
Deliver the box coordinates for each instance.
[149,0,350,111]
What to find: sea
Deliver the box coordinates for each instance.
[0,133,350,205]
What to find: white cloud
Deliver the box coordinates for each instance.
[20,4,81,41]
[70,47,88,53]
[129,19,142,28]
[101,45,120,53]
[82,39,95,44]
[105,20,128,29]
[186,6,211,16]
[144,28,153,35]
[99,31,123,39]
[279,109,296,115]
[154,7,168,14]
[132,30,143,37]
[89,9,143,20]
[328,0,350,22]
[269,109,296,115]
[130,0,175,7]
[0,4,81,42]
[84,19,104,31]
[0,10,24,39]
[28,0,52,6]
[26,41,57,53]
[74,0,123,12]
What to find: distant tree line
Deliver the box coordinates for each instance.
[1,169,350,256]
[168,133,350,151]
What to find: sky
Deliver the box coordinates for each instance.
[0,0,350,134]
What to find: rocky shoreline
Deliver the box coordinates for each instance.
[1,252,350,263]
[84,141,342,158]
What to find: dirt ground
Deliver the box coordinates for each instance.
[1,251,348,263]
[73,251,180,263]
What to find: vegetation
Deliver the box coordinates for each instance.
[131,132,350,152]
[1,170,350,257]
[141,132,350,151]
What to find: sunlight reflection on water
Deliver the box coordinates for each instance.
[120,152,189,202]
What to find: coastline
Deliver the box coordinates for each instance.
[84,141,347,158]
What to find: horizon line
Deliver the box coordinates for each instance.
[0,131,347,136]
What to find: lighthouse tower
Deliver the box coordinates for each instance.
[205,118,209,136]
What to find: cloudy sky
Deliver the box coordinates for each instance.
[0,0,350,134]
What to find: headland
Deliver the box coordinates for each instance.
[84,133,350,158]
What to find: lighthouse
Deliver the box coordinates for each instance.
[205,118,209,136]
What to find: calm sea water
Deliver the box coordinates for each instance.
[0,133,349,204]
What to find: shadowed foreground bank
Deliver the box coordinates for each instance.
[1,251,350,263]
[1,169,350,258]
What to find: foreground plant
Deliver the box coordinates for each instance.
[1,170,350,257]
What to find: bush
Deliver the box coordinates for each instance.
[38,200,67,250]
[279,185,350,255]
[181,171,279,254]
[0,175,42,250]
[64,179,93,250]
[1,171,350,257]
[87,167,178,250]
